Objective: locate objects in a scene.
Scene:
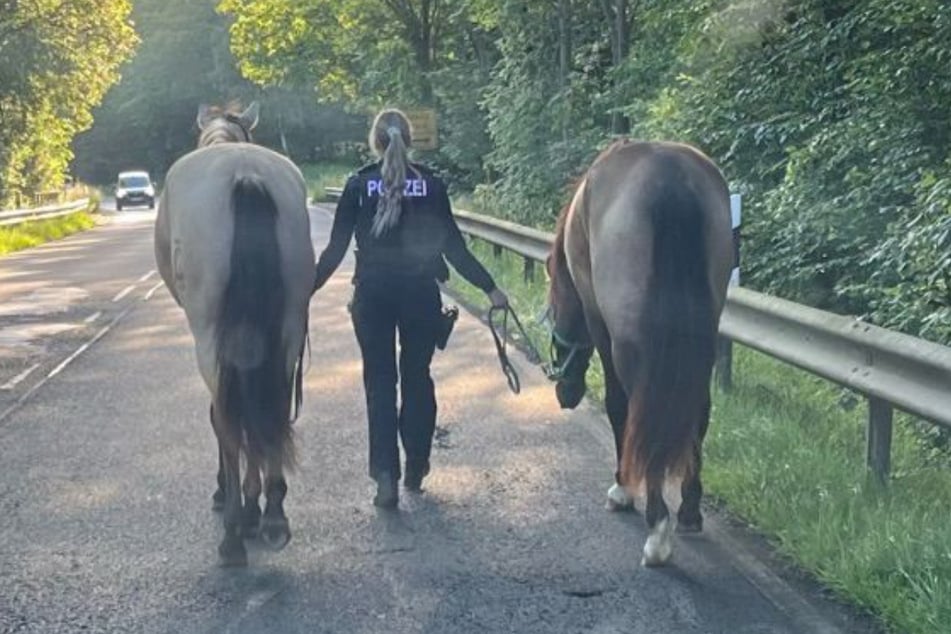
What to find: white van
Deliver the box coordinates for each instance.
[115,171,155,210]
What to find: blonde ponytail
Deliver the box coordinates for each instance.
[369,110,413,237]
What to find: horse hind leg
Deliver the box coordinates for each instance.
[214,426,247,566]
[603,359,634,512]
[259,455,291,550]
[210,404,225,511]
[642,476,673,567]
[241,454,262,538]
[678,394,711,534]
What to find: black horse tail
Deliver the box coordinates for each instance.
[215,176,294,468]
[622,176,717,489]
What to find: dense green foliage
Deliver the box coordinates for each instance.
[70,0,366,186]
[219,0,500,189]
[0,0,137,207]
[225,0,951,347]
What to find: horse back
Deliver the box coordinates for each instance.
[160,146,312,299]
[154,144,314,391]
[570,141,732,340]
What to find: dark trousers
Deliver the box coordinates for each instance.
[351,276,441,481]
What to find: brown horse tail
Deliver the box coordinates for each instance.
[622,178,716,489]
[215,176,294,468]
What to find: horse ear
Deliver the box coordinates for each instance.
[197,104,212,131]
[240,101,260,131]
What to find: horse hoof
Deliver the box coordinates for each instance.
[218,536,247,567]
[555,380,586,409]
[677,516,703,534]
[259,517,291,551]
[211,488,225,512]
[605,483,635,512]
[641,518,673,567]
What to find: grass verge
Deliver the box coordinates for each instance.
[0,211,97,257]
[447,238,949,634]
[301,161,360,203]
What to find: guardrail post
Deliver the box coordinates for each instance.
[867,396,893,485]
[715,194,742,393]
[715,336,733,392]
[523,257,535,283]
[493,244,503,259]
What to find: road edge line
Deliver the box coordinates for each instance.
[0,286,162,426]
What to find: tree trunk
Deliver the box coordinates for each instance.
[610,0,630,135]
[411,0,435,105]
[558,0,572,142]
[278,113,290,156]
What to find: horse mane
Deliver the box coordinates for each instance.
[199,101,252,146]
[204,101,245,119]
[549,187,577,305]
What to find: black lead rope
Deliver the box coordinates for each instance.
[488,305,543,394]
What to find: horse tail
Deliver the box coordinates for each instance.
[621,178,717,489]
[215,176,294,468]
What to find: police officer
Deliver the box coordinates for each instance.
[313,108,508,509]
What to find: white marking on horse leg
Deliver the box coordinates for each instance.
[112,285,136,302]
[641,517,673,567]
[605,482,634,511]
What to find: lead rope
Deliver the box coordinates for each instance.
[488,305,544,394]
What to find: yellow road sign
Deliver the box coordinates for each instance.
[405,109,438,150]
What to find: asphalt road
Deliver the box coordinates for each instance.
[0,206,879,633]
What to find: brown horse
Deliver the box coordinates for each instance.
[154,102,314,565]
[546,140,732,566]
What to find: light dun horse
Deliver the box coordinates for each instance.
[154,102,314,566]
[546,140,732,566]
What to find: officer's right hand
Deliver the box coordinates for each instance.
[488,288,509,309]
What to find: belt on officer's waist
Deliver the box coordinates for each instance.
[354,252,437,280]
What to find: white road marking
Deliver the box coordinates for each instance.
[144,281,163,301]
[112,285,136,302]
[48,323,112,378]
[84,311,102,324]
[0,303,136,425]
[1,363,40,390]
[138,270,157,283]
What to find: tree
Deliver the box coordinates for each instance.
[220,0,500,184]
[219,0,466,105]
[0,0,137,205]
[71,0,365,185]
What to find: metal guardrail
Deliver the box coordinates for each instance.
[0,198,92,228]
[322,186,950,482]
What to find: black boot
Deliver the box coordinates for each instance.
[373,472,398,509]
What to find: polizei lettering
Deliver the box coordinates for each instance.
[366,178,429,198]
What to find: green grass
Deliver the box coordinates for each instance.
[0,211,97,256]
[447,238,951,634]
[300,161,361,203]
